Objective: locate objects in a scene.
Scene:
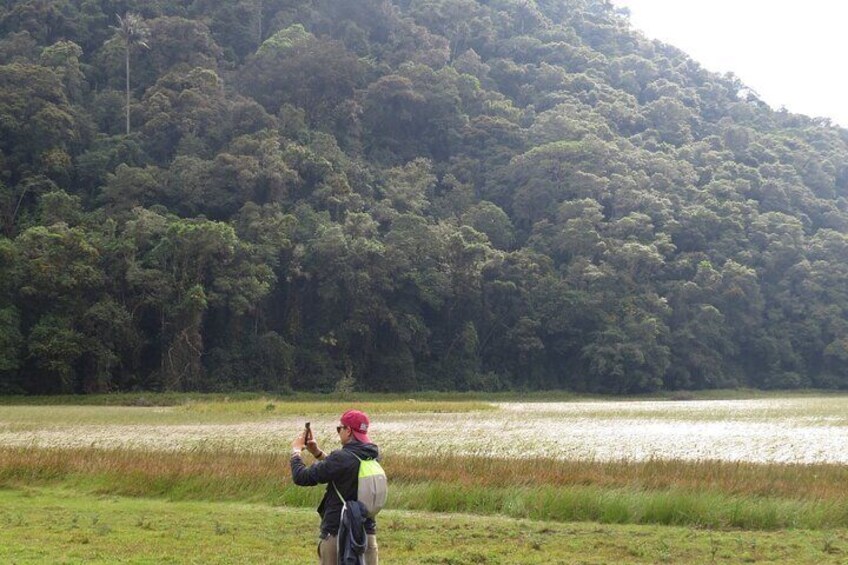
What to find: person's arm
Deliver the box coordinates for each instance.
[290,431,316,486]
[307,436,327,460]
[290,449,345,486]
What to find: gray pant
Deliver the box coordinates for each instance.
[318,533,378,565]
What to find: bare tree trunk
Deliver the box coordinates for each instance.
[256,0,263,49]
[9,184,29,235]
[125,41,131,135]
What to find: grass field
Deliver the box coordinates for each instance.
[0,488,846,564]
[0,392,847,563]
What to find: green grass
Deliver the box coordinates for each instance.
[520,395,848,424]
[1,388,845,407]
[0,486,846,564]
[2,447,848,531]
[3,394,845,429]
[392,482,848,530]
[2,393,848,562]
[0,391,555,407]
[0,392,266,407]
[0,398,495,427]
[177,397,496,416]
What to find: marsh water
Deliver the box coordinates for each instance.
[1,396,846,464]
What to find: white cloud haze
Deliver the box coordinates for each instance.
[612,0,848,126]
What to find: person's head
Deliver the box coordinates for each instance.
[336,409,372,445]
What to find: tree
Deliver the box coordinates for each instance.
[509,137,616,228]
[122,210,274,390]
[26,315,87,393]
[380,158,436,215]
[361,65,469,162]
[0,64,76,186]
[241,25,364,131]
[111,13,149,135]
[461,201,515,250]
[582,306,671,393]
[0,306,22,390]
[2,0,848,395]
[39,41,85,103]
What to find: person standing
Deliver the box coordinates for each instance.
[291,409,380,564]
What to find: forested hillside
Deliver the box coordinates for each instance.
[2,0,848,394]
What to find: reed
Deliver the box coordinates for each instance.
[387,454,848,501]
[2,446,846,530]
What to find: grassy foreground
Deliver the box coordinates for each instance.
[0,486,845,564]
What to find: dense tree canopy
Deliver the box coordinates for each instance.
[2,0,848,394]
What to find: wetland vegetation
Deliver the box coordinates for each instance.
[0,394,846,562]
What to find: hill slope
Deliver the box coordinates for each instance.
[1,0,847,394]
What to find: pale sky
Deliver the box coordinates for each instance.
[611,0,848,127]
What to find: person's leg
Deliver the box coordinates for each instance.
[364,534,378,565]
[318,534,338,565]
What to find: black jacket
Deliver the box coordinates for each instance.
[290,440,379,535]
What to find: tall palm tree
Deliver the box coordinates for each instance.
[256,0,264,49]
[112,13,149,135]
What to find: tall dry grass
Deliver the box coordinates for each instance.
[3,447,846,501]
[2,446,847,530]
[387,454,848,501]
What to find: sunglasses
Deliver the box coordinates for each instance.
[336,425,348,433]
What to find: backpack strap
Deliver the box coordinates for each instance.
[333,481,345,503]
